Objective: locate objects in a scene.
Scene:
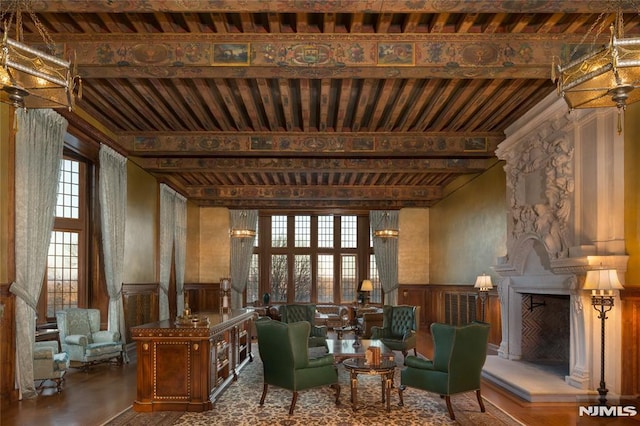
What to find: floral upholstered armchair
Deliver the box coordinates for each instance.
[33,341,69,392]
[55,308,124,370]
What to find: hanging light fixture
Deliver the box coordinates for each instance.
[553,6,640,133]
[374,211,399,239]
[230,210,256,238]
[230,228,256,238]
[0,0,81,109]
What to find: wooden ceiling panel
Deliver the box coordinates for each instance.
[4,0,629,209]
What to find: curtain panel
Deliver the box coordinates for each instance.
[159,184,176,320]
[174,193,187,314]
[10,109,67,399]
[370,210,399,306]
[229,210,258,309]
[98,144,129,362]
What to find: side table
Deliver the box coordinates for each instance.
[35,328,60,351]
[342,357,396,412]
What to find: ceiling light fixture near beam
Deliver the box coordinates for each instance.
[0,1,82,110]
[553,6,640,133]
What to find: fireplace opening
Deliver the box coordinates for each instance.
[520,293,570,377]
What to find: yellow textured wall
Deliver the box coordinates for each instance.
[624,102,640,287]
[398,208,429,284]
[198,207,230,282]
[123,161,158,282]
[185,201,201,282]
[429,162,507,285]
[0,104,9,283]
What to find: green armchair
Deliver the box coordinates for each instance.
[279,304,328,348]
[255,318,340,415]
[370,305,420,357]
[398,321,490,420]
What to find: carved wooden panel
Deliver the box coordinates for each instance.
[0,283,17,403]
[621,288,640,396]
[184,283,220,314]
[122,283,159,342]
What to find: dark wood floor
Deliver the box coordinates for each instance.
[0,330,634,426]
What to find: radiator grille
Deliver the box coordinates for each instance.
[444,292,478,325]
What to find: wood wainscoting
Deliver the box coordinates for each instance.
[184,283,221,313]
[621,287,640,396]
[398,284,501,350]
[122,283,159,342]
[0,282,18,405]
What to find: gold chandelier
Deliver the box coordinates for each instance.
[373,211,399,239]
[553,7,640,132]
[0,0,81,109]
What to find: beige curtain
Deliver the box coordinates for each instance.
[99,144,129,362]
[10,109,66,399]
[229,210,258,309]
[370,210,399,306]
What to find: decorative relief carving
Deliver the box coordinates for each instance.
[504,119,574,260]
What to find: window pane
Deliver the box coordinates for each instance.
[55,159,80,219]
[341,216,357,248]
[245,254,259,305]
[317,255,334,303]
[270,254,288,302]
[369,254,382,304]
[47,231,79,317]
[294,255,311,302]
[271,215,287,247]
[318,215,334,248]
[294,216,310,248]
[340,254,356,303]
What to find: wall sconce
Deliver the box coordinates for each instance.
[583,268,624,406]
[474,274,493,322]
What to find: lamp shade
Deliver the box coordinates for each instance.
[583,269,624,291]
[474,274,493,291]
[360,279,373,292]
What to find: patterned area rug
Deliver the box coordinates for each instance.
[172,351,523,426]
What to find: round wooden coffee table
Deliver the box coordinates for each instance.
[342,357,396,412]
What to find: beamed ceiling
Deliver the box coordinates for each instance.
[5,0,639,209]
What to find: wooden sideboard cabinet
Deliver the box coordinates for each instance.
[131,309,256,412]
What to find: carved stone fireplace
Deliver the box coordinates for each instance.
[488,93,628,401]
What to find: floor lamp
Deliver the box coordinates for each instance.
[583,268,624,406]
[474,274,493,322]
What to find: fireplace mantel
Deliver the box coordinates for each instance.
[493,92,627,397]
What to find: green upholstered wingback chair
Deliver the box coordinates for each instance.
[279,304,328,348]
[56,308,124,370]
[370,305,420,357]
[399,321,490,420]
[255,318,340,415]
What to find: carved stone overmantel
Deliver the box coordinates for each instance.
[493,91,628,398]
